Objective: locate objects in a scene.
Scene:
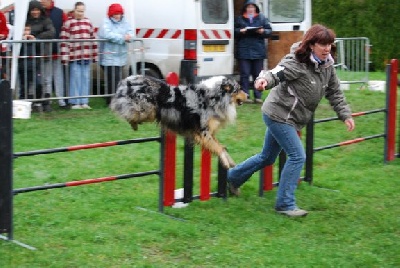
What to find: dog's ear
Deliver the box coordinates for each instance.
[221,78,235,93]
[221,79,238,93]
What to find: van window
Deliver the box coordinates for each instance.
[202,0,229,24]
[268,0,305,23]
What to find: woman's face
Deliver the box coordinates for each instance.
[310,43,332,61]
[246,5,256,15]
[30,8,41,18]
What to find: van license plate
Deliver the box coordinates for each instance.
[203,45,225,52]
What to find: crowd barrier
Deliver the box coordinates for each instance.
[0,38,145,103]
[335,37,371,86]
[1,37,372,104]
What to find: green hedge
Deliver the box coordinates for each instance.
[312,0,399,70]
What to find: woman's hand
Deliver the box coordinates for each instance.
[254,78,267,91]
[345,118,355,131]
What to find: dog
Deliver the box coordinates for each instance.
[110,75,247,169]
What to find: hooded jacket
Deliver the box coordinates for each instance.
[259,42,352,130]
[234,0,272,59]
[26,1,55,39]
[26,1,55,56]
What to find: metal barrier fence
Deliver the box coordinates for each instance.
[334,37,371,86]
[1,37,371,106]
[0,38,145,105]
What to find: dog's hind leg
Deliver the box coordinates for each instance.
[129,121,139,131]
[193,133,235,169]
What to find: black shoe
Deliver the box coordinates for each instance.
[59,104,70,110]
[227,181,240,197]
[43,103,52,112]
[32,103,43,113]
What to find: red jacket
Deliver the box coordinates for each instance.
[0,12,9,40]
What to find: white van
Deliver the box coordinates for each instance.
[55,0,235,84]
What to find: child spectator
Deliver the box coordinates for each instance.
[60,1,97,110]
[18,24,41,110]
[97,3,134,105]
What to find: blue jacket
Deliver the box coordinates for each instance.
[234,1,272,60]
[97,17,135,66]
[46,5,64,53]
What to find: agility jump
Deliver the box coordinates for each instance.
[0,73,234,246]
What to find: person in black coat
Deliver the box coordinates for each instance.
[23,0,55,111]
[234,0,272,104]
[18,24,40,100]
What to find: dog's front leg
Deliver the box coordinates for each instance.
[193,133,235,169]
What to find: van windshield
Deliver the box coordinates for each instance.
[202,0,229,24]
[268,0,305,23]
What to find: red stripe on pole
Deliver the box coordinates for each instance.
[66,176,116,187]
[163,72,179,206]
[386,59,398,161]
[163,131,176,206]
[263,165,273,191]
[339,137,366,146]
[352,111,367,117]
[200,149,211,201]
[68,141,118,151]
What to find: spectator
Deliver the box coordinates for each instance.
[0,6,9,79]
[60,1,97,110]
[234,0,272,104]
[41,0,69,109]
[18,24,40,103]
[97,3,134,105]
[24,0,55,112]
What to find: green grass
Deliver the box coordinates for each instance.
[1,73,400,267]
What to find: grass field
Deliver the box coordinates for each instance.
[1,75,400,267]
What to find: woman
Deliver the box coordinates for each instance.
[23,0,55,112]
[227,24,355,217]
[97,3,134,105]
[234,0,272,104]
[60,1,97,110]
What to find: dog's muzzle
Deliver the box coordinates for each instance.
[235,90,248,106]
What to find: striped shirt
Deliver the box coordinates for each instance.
[60,17,98,63]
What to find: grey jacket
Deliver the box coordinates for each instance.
[259,42,352,130]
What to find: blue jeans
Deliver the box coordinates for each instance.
[69,61,90,105]
[228,114,306,210]
[238,59,264,99]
